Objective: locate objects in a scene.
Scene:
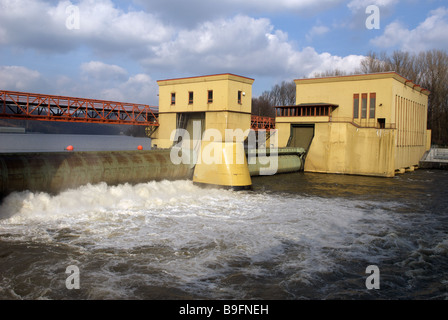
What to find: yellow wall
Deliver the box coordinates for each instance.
[277,72,430,177]
[152,73,254,148]
[304,123,396,177]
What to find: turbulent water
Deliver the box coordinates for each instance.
[0,170,447,300]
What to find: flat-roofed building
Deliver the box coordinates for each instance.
[275,72,431,177]
[151,73,254,149]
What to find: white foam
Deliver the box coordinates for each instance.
[0,179,416,298]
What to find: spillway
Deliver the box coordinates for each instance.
[0,150,194,201]
[0,147,305,201]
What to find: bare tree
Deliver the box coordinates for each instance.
[357,51,390,74]
[313,69,348,78]
[252,94,275,117]
[415,50,448,145]
[252,80,296,117]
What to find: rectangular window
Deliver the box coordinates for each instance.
[369,93,376,118]
[238,91,242,104]
[353,94,359,119]
[361,93,368,119]
[378,118,386,129]
[171,92,176,105]
[207,90,213,103]
[188,91,194,104]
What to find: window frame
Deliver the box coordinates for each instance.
[369,92,376,119]
[207,90,213,103]
[361,93,368,119]
[353,94,359,119]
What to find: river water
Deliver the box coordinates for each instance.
[0,134,447,300]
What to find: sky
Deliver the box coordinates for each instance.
[1,0,448,106]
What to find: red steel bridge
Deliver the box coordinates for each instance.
[0,90,275,130]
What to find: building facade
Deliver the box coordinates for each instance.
[151,73,254,149]
[275,72,431,177]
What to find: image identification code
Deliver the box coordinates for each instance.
[179,304,269,317]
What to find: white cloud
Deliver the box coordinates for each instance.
[135,0,345,27]
[347,0,399,11]
[306,25,331,41]
[98,74,158,105]
[0,0,172,54]
[0,0,365,100]
[0,66,43,91]
[308,52,365,76]
[81,61,128,81]
[371,7,448,52]
[145,15,363,78]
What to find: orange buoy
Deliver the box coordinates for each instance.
[66,145,74,151]
[137,145,143,150]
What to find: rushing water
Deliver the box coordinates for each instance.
[0,133,447,300]
[0,167,447,300]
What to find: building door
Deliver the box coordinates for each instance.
[288,124,315,151]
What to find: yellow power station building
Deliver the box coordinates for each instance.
[152,73,254,149]
[151,71,431,180]
[275,72,431,177]
[151,73,255,189]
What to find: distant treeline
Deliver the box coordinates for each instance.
[253,49,448,146]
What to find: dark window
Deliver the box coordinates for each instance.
[353,94,359,118]
[369,93,376,118]
[208,90,213,103]
[189,92,194,104]
[238,91,242,104]
[378,118,386,129]
[361,93,367,119]
[171,93,176,105]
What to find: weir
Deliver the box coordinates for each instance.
[0,150,194,200]
[0,147,305,201]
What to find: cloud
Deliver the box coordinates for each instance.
[144,15,363,79]
[0,0,364,100]
[0,0,363,78]
[97,74,158,105]
[347,0,399,11]
[306,25,331,41]
[0,0,172,54]
[81,61,128,81]
[0,66,44,91]
[135,0,345,27]
[371,7,448,52]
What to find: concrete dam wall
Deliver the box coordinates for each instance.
[0,150,194,201]
[0,148,305,201]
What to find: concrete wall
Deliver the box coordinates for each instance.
[304,123,396,177]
